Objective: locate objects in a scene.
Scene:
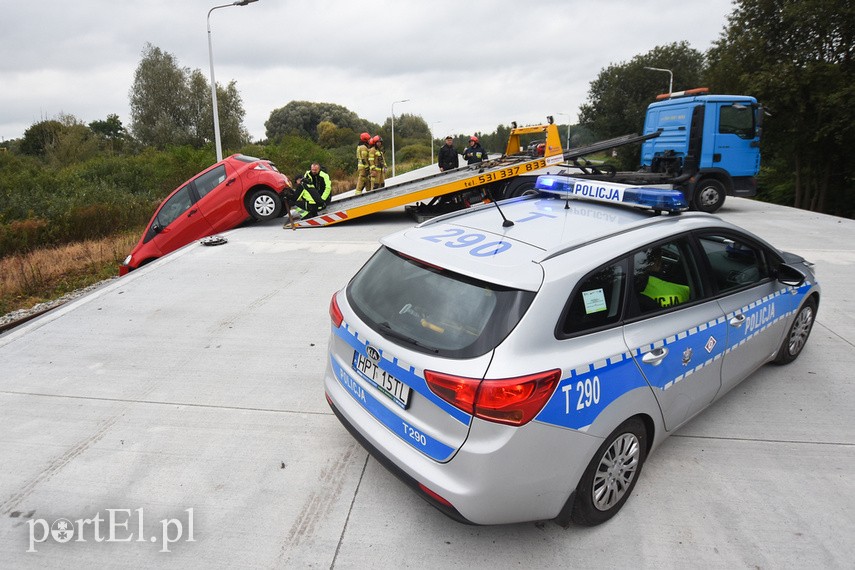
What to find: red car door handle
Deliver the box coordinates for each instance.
[226,178,237,186]
[187,209,198,217]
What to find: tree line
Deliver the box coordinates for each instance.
[1,0,851,259]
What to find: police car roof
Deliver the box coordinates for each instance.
[380,194,712,291]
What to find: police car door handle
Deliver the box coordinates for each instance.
[729,313,746,327]
[642,347,669,366]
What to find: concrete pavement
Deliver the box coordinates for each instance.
[1,198,853,568]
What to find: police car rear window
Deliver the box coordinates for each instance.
[347,247,535,358]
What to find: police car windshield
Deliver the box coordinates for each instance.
[347,247,535,358]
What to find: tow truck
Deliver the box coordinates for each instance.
[288,89,762,228]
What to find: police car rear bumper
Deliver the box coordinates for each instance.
[324,363,604,525]
[326,393,474,525]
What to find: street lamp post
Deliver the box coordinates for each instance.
[557,112,571,150]
[643,66,673,96]
[391,99,409,178]
[430,121,441,165]
[207,0,258,162]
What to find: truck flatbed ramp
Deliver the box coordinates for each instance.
[290,153,564,228]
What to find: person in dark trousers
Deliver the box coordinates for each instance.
[292,175,323,218]
[462,135,487,164]
[438,136,459,172]
[303,163,332,208]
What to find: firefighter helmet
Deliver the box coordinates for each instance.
[371,136,383,145]
[469,136,479,143]
[360,132,371,142]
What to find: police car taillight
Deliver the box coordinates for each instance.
[535,175,688,213]
[329,292,343,328]
[425,369,561,426]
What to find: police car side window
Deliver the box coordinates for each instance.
[560,259,627,336]
[632,238,699,315]
[697,234,767,293]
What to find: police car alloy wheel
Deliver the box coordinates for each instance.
[571,417,648,526]
[774,299,816,365]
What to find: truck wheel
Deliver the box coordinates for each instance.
[248,189,282,221]
[502,178,537,199]
[692,179,726,213]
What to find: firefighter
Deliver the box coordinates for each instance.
[369,136,386,189]
[462,135,487,164]
[438,135,459,172]
[355,132,372,195]
[303,162,332,208]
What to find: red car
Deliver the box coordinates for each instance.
[120,154,290,275]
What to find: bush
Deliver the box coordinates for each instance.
[396,143,430,163]
[0,218,52,256]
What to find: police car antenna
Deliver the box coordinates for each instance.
[488,188,514,227]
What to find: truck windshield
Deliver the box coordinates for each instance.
[347,247,535,358]
[719,105,756,139]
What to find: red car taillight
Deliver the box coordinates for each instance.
[329,292,344,328]
[425,369,561,426]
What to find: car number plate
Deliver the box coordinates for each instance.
[352,351,411,409]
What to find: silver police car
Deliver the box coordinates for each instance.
[324,176,819,526]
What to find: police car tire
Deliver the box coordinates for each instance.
[692,179,726,213]
[773,298,816,365]
[571,417,648,526]
[248,189,282,221]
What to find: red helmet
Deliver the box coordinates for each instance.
[469,136,479,143]
[360,132,371,142]
[371,136,382,144]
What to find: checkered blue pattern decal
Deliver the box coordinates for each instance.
[536,283,812,431]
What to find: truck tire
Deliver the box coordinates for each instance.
[692,179,726,213]
[502,178,538,199]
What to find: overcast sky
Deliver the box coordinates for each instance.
[0,0,737,144]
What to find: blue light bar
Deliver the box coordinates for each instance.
[535,175,688,213]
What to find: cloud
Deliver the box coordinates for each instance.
[0,0,734,143]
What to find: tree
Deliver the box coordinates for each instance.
[129,44,193,148]
[44,114,99,167]
[579,42,706,167]
[20,120,65,156]
[129,43,248,152]
[706,0,855,216]
[317,120,355,148]
[380,113,429,142]
[89,114,127,153]
[265,101,377,143]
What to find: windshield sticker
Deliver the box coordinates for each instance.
[582,289,607,314]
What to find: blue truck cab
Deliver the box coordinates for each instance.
[640,89,763,212]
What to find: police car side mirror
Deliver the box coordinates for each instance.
[775,263,806,287]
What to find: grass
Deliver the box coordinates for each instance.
[0,230,142,315]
